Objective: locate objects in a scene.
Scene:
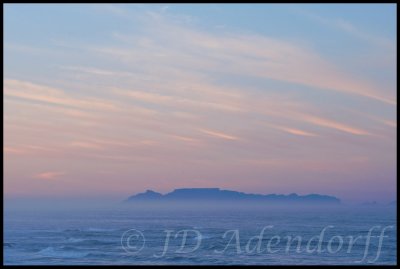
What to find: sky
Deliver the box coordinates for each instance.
[4,4,397,204]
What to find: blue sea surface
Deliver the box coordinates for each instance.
[3,206,397,265]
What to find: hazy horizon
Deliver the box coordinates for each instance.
[4,186,395,208]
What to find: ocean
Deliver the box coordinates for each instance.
[3,205,397,265]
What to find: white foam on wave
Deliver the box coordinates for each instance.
[63,227,117,233]
[194,235,212,240]
[66,238,85,243]
[37,247,89,258]
[86,228,116,232]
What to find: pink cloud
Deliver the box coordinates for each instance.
[199,128,239,141]
[34,171,65,180]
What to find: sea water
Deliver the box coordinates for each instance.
[3,205,397,265]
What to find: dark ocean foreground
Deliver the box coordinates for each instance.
[4,205,396,265]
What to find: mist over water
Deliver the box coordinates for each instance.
[4,200,397,265]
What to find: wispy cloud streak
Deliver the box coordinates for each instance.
[34,171,65,180]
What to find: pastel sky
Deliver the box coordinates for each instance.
[4,4,396,203]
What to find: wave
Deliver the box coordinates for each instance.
[194,235,212,240]
[37,247,90,258]
[63,229,82,232]
[66,238,85,243]
[65,238,116,246]
[63,228,117,233]
[87,228,117,232]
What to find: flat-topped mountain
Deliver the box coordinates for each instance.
[125,188,340,204]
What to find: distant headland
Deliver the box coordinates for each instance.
[125,188,340,205]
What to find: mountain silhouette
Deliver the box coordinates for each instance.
[125,188,340,204]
